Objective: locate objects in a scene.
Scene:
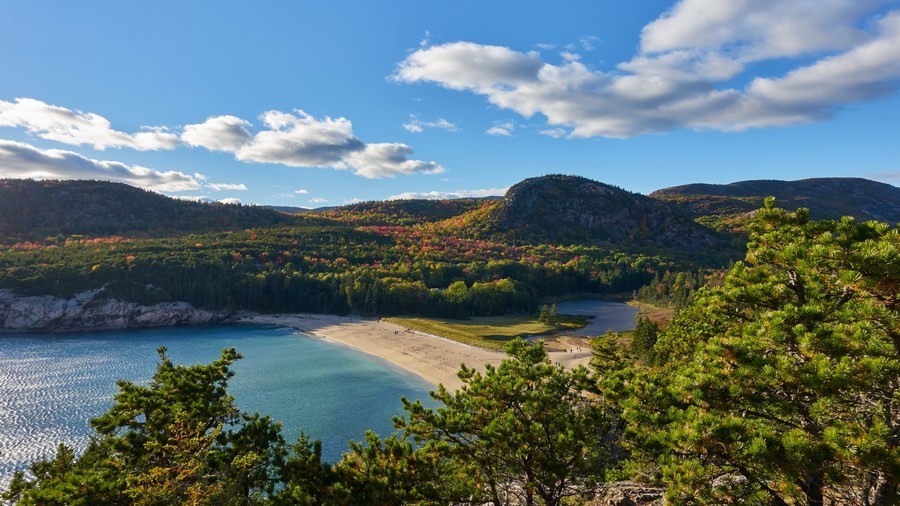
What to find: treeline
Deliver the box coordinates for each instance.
[632,268,725,308]
[6,203,899,505]
[0,225,668,318]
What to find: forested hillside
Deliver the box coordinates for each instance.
[651,177,900,229]
[1,175,897,318]
[0,179,312,243]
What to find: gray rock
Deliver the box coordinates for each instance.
[0,289,233,333]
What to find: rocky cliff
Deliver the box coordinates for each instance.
[0,288,234,333]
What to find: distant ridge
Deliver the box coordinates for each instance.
[652,177,900,224]
[0,179,309,242]
[316,198,494,226]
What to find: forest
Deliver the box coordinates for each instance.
[0,222,676,318]
[5,200,898,505]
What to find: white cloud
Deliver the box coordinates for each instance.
[342,142,444,179]
[0,98,178,151]
[226,110,444,178]
[402,114,457,133]
[344,197,363,204]
[579,36,600,51]
[293,188,309,194]
[539,128,567,138]
[172,196,240,204]
[486,121,515,136]
[393,4,900,138]
[233,110,364,167]
[207,182,248,191]
[1,99,444,179]
[394,41,543,92]
[173,195,215,203]
[308,197,328,204]
[181,115,252,152]
[388,187,508,200]
[0,139,203,192]
[640,0,885,61]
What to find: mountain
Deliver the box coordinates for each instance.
[440,175,738,262]
[316,198,495,226]
[0,179,313,243]
[651,178,900,227]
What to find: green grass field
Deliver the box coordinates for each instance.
[383,315,589,350]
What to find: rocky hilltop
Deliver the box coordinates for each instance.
[485,175,737,259]
[0,288,234,333]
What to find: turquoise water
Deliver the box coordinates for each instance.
[0,324,436,484]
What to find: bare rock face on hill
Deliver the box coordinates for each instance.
[0,288,233,332]
[488,175,735,259]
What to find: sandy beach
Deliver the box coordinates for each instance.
[239,313,594,391]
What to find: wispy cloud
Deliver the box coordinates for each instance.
[388,187,508,200]
[394,2,900,138]
[308,197,328,204]
[486,121,516,137]
[207,182,248,191]
[293,188,309,194]
[0,139,203,192]
[402,114,457,133]
[539,128,567,139]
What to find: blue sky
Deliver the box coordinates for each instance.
[1,0,898,206]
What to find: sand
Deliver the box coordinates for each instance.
[239,313,594,392]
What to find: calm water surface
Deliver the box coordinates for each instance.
[555,299,639,335]
[0,324,436,485]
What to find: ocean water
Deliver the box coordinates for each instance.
[0,324,437,485]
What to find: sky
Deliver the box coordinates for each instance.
[1,0,899,207]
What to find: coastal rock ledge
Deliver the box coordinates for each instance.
[0,288,234,333]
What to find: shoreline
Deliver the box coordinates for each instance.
[239,313,594,392]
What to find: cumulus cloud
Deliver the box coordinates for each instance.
[402,114,457,133]
[0,139,203,192]
[394,3,900,138]
[388,187,508,200]
[181,115,252,152]
[1,99,444,179]
[293,188,309,194]
[0,98,178,150]
[342,142,444,179]
[193,109,445,178]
